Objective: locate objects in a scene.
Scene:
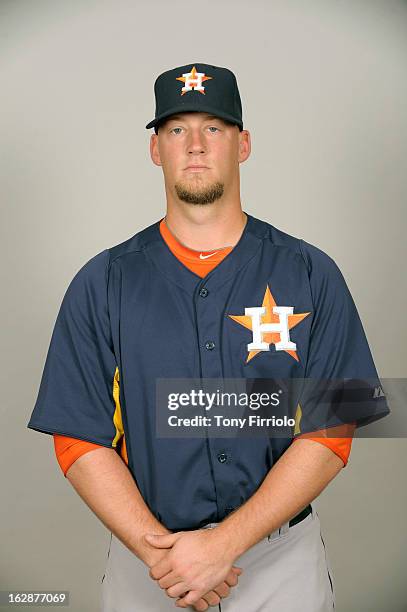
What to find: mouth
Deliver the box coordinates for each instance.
[184,166,209,172]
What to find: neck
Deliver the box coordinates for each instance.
[163,205,248,251]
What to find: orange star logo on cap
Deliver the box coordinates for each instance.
[176,65,213,95]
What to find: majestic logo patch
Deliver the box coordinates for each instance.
[373,386,385,399]
[228,285,311,364]
[176,66,213,96]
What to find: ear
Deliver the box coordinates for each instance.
[238,130,251,164]
[150,133,162,167]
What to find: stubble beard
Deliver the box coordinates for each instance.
[174,177,224,205]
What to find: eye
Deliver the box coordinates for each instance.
[170,127,183,135]
[208,126,220,133]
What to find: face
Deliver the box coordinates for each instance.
[150,112,250,206]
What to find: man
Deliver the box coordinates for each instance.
[28,63,390,611]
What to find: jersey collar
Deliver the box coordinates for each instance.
[144,212,268,296]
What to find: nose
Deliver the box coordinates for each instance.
[187,128,206,155]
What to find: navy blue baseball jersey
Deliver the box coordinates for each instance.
[27,213,390,530]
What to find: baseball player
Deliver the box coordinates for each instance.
[27,63,390,612]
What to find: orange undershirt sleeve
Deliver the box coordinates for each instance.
[295,422,357,467]
[53,433,128,477]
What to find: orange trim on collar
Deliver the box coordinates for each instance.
[159,218,233,277]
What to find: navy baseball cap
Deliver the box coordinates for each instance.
[145,62,243,134]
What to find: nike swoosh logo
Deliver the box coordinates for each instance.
[199,252,219,259]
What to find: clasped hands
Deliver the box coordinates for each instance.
[143,526,243,610]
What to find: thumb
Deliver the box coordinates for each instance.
[143,533,179,548]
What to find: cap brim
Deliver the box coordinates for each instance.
[145,104,243,130]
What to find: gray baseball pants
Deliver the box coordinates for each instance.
[100,503,335,611]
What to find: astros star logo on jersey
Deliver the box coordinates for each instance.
[176,66,213,95]
[228,285,311,364]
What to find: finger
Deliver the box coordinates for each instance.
[175,590,203,607]
[201,590,221,606]
[224,570,239,587]
[149,559,173,580]
[158,570,184,590]
[232,565,243,574]
[165,580,192,599]
[212,581,230,598]
[192,599,209,611]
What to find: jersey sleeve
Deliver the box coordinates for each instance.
[27,250,123,449]
[295,239,390,435]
